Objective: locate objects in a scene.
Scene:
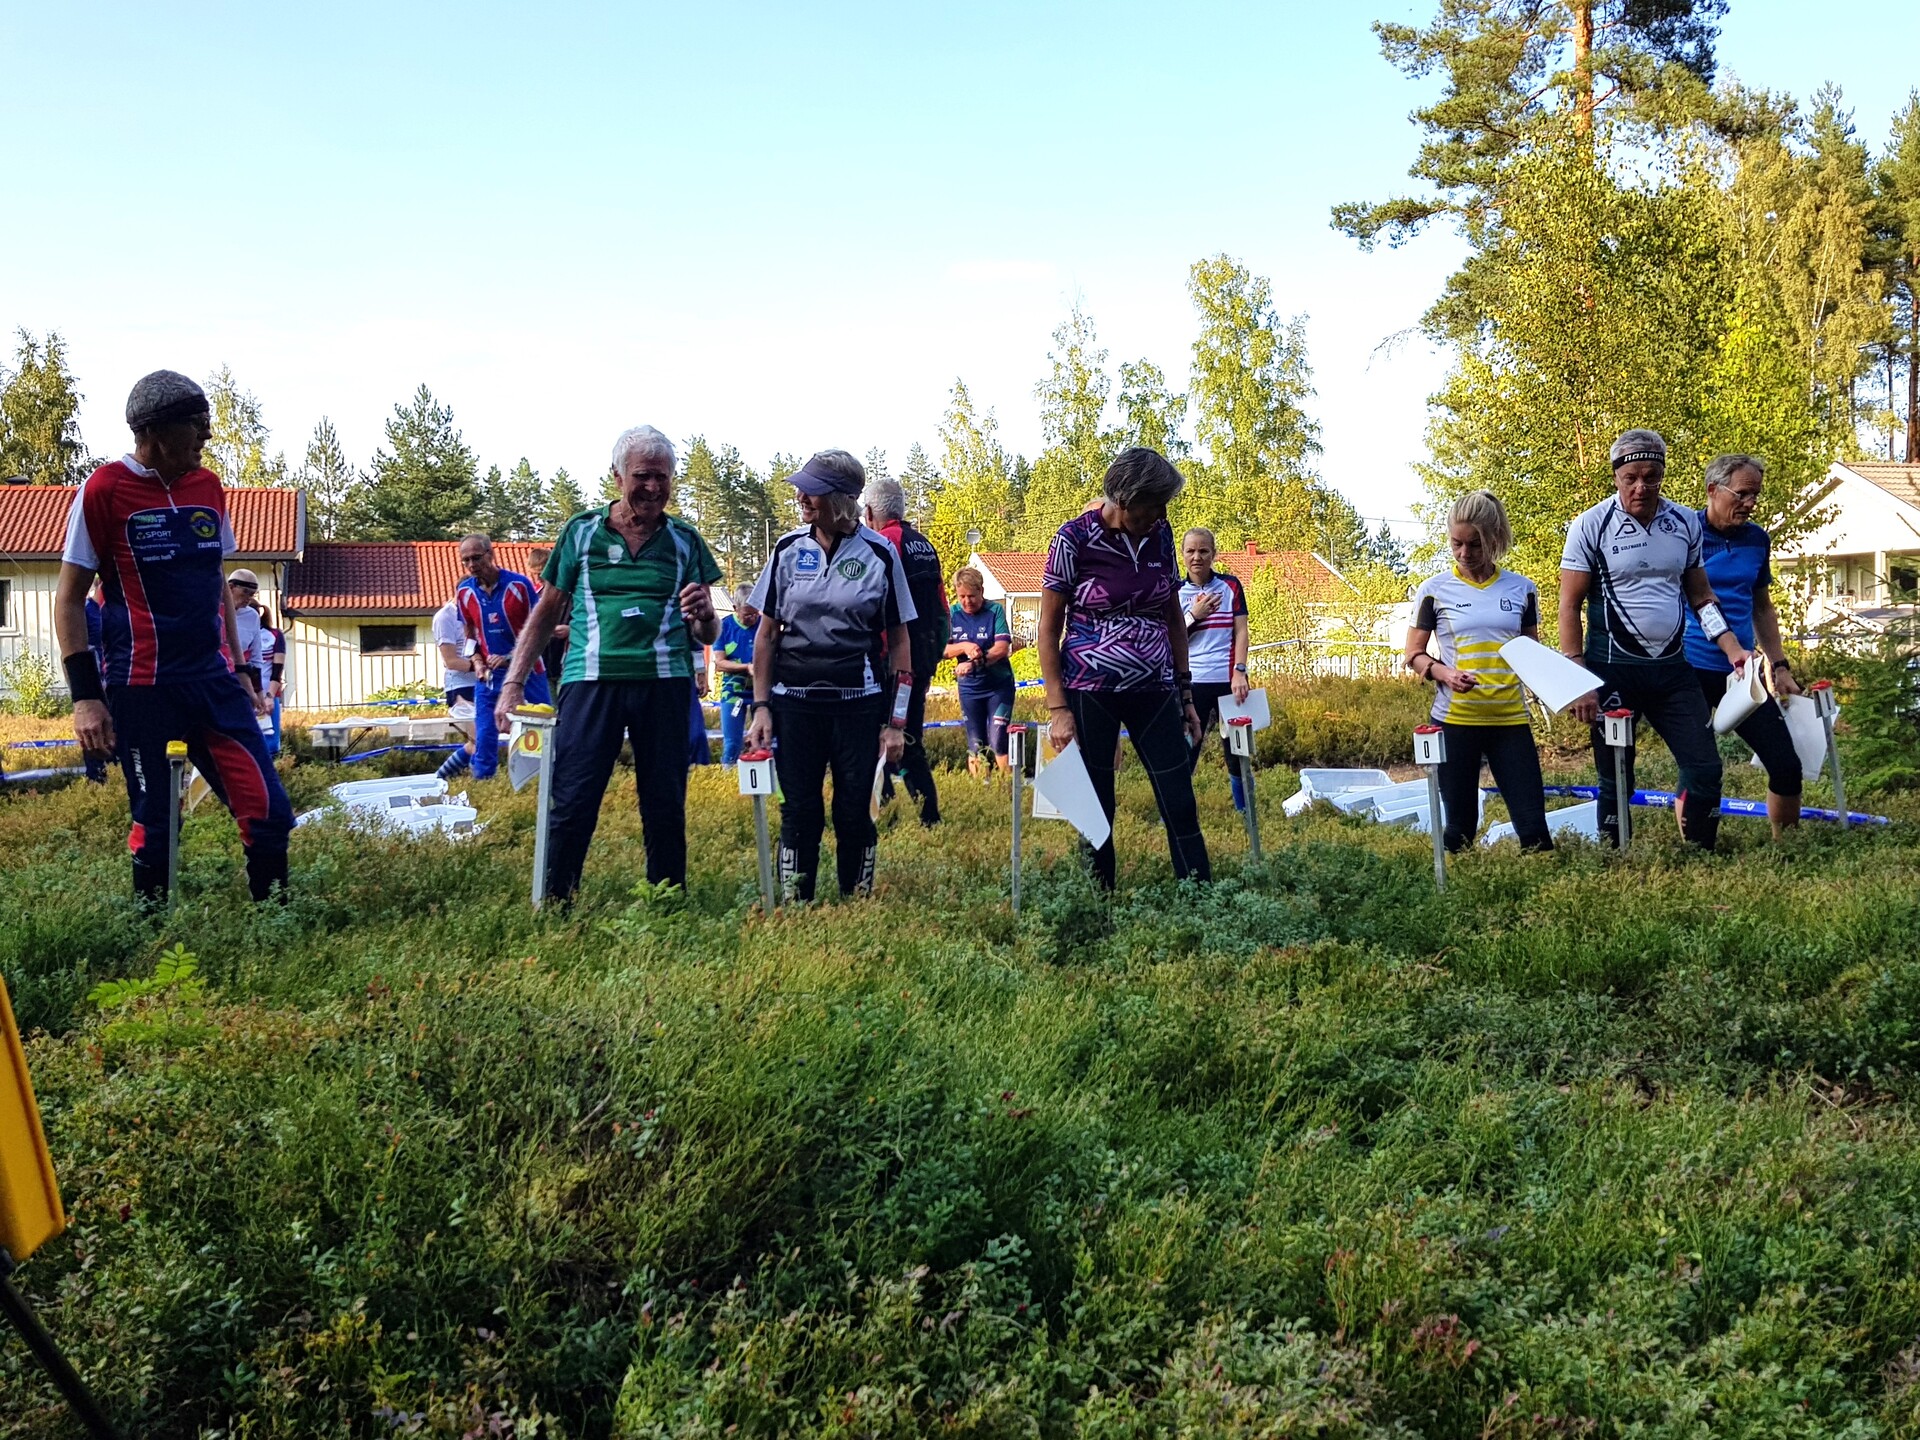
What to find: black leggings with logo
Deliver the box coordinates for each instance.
[772,693,886,900]
[1065,687,1211,891]
[1437,721,1551,852]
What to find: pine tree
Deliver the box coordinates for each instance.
[543,468,587,534]
[0,329,91,485]
[898,442,941,525]
[345,384,480,541]
[299,417,362,540]
[475,458,545,540]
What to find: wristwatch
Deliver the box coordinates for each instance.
[1232,663,1248,674]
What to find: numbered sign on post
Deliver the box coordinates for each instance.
[1412,723,1445,767]
[738,749,776,796]
[1810,680,1838,719]
[1602,709,1636,749]
[1226,715,1255,758]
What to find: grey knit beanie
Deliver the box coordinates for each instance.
[126,370,209,432]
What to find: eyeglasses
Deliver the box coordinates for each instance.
[1727,490,1762,504]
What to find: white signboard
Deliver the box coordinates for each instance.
[1498,636,1604,715]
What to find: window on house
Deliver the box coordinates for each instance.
[358,624,418,656]
[0,578,11,630]
[1890,559,1920,603]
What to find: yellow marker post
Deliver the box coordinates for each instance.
[506,704,558,908]
[0,975,123,1437]
[165,740,190,905]
[0,977,63,1262]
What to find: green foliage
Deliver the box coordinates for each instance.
[1830,635,1920,792]
[0,649,69,717]
[925,379,1020,562]
[300,416,363,541]
[3,694,1920,1434]
[1422,134,1836,591]
[542,467,587,535]
[366,678,444,703]
[677,437,777,583]
[478,458,548,542]
[204,364,288,487]
[0,328,91,485]
[345,384,481,541]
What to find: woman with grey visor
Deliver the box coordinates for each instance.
[743,450,916,901]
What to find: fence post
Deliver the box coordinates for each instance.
[0,1249,124,1440]
[1810,681,1847,829]
[1008,724,1026,913]
[506,705,558,908]
[1225,716,1262,866]
[1602,708,1635,851]
[1413,723,1445,890]
[164,741,188,907]
[738,749,778,913]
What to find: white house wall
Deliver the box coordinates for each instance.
[0,562,61,693]
[1779,468,1920,603]
[0,562,285,698]
[285,616,437,710]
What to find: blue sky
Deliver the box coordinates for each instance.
[3,1,1914,536]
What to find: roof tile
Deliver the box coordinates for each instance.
[284,541,548,614]
[0,483,303,558]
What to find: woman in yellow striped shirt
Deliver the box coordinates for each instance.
[1404,491,1552,851]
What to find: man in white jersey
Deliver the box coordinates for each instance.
[1559,429,1749,849]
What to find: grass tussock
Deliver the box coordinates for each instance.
[1,692,1919,1437]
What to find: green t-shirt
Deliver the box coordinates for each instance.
[543,508,723,683]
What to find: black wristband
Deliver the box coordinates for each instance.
[1174,670,1193,687]
[1772,658,1791,671]
[751,700,771,712]
[63,650,105,703]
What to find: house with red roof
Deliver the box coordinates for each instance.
[279,539,548,708]
[967,541,1354,638]
[0,480,305,695]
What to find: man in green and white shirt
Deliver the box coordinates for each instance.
[497,425,723,901]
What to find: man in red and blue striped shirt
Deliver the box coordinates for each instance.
[53,370,293,905]
[454,534,550,779]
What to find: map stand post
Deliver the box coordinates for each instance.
[0,1249,123,1440]
[1602,708,1635,851]
[1008,725,1027,913]
[506,705,557,907]
[1225,716,1262,866]
[738,750,778,913]
[165,741,188,907]
[1413,724,1446,890]
[1810,681,1847,828]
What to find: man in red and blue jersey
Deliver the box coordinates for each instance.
[454,533,550,779]
[53,370,294,905]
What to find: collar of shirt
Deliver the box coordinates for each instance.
[121,453,158,478]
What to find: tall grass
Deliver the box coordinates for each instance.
[1,704,1918,1437]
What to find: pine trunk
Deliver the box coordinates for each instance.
[1571,2,1595,138]
[1908,280,1919,463]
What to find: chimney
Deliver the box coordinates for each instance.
[1245,541,1259,555]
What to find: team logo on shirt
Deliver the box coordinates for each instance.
[795,549,822,575]
[188,510,219,539]
[1655,514,1679,535]
[1499,594,1523,612]
[836,557,867,581]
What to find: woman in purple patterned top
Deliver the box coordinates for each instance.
[1037,448,1210,890]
